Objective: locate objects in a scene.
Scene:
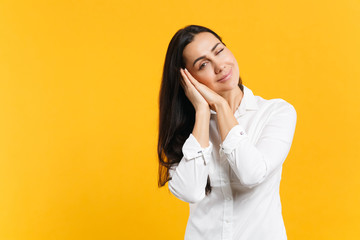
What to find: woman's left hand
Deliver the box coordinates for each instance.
[183,68,226,110]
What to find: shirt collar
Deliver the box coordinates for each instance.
[210,85,259,116]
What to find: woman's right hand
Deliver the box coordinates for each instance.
[180,68,210,148]
[180,68,209,113]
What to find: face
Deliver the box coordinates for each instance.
[182,32,240,94]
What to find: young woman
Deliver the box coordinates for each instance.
[157,25,297,240]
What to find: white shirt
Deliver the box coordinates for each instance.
[168,85,297,240]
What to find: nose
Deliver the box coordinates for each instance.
[214,60,226,74]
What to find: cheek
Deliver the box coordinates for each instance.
[226,53,236,63]
[224,49,236,63]
[193,71,214,86]
[225,52,239,74]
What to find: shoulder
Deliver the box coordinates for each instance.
[255,95,297,119]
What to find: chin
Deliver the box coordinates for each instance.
[216,80,239,94]
[227,76,240,88]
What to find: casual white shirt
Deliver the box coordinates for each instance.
[168,85,297,240]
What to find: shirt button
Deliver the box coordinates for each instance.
[240,131,244,135]
[226,197,232,201]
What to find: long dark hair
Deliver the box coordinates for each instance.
[157,25,243,195]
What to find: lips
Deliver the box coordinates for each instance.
[217,69,232,82]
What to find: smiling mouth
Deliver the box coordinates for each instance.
[218,69,232,82]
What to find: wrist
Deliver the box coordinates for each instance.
[193,107,210,148]
[212,98,228,112]
[195,104,210,113]
[195,107,211,118]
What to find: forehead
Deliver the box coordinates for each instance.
[183,32,220,62]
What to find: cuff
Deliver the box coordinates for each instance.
[220,125,248,154]
[182,134,213,165]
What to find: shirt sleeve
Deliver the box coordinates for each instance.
[168,133,213,204]
[220,101,297,188]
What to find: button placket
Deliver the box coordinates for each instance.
[219,162,233,240]
[222,186,233,240]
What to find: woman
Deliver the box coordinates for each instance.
[157,25,297,240]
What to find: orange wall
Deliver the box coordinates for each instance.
[0,0,359,239]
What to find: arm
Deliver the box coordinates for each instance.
[167,69,212,203]
[213,100,239,141]
[180,69,297,188]
[168,108,212,204]
[168,133,212,203]
[219,101,297,187]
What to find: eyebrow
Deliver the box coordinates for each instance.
[192,42,221,67]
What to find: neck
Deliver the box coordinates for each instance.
[219,86,243,114]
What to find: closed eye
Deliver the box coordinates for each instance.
[216,48,224,55]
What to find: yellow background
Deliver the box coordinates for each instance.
[0,0,359,239]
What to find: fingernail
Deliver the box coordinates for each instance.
[185,68,188,72]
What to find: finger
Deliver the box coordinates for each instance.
[180,68,192,91]
[180,68,194,90]
[184,68,202,88]
[184,68,194,83]
[183,69,218,99]
[179,69,187,89]
[184,68,205,90]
